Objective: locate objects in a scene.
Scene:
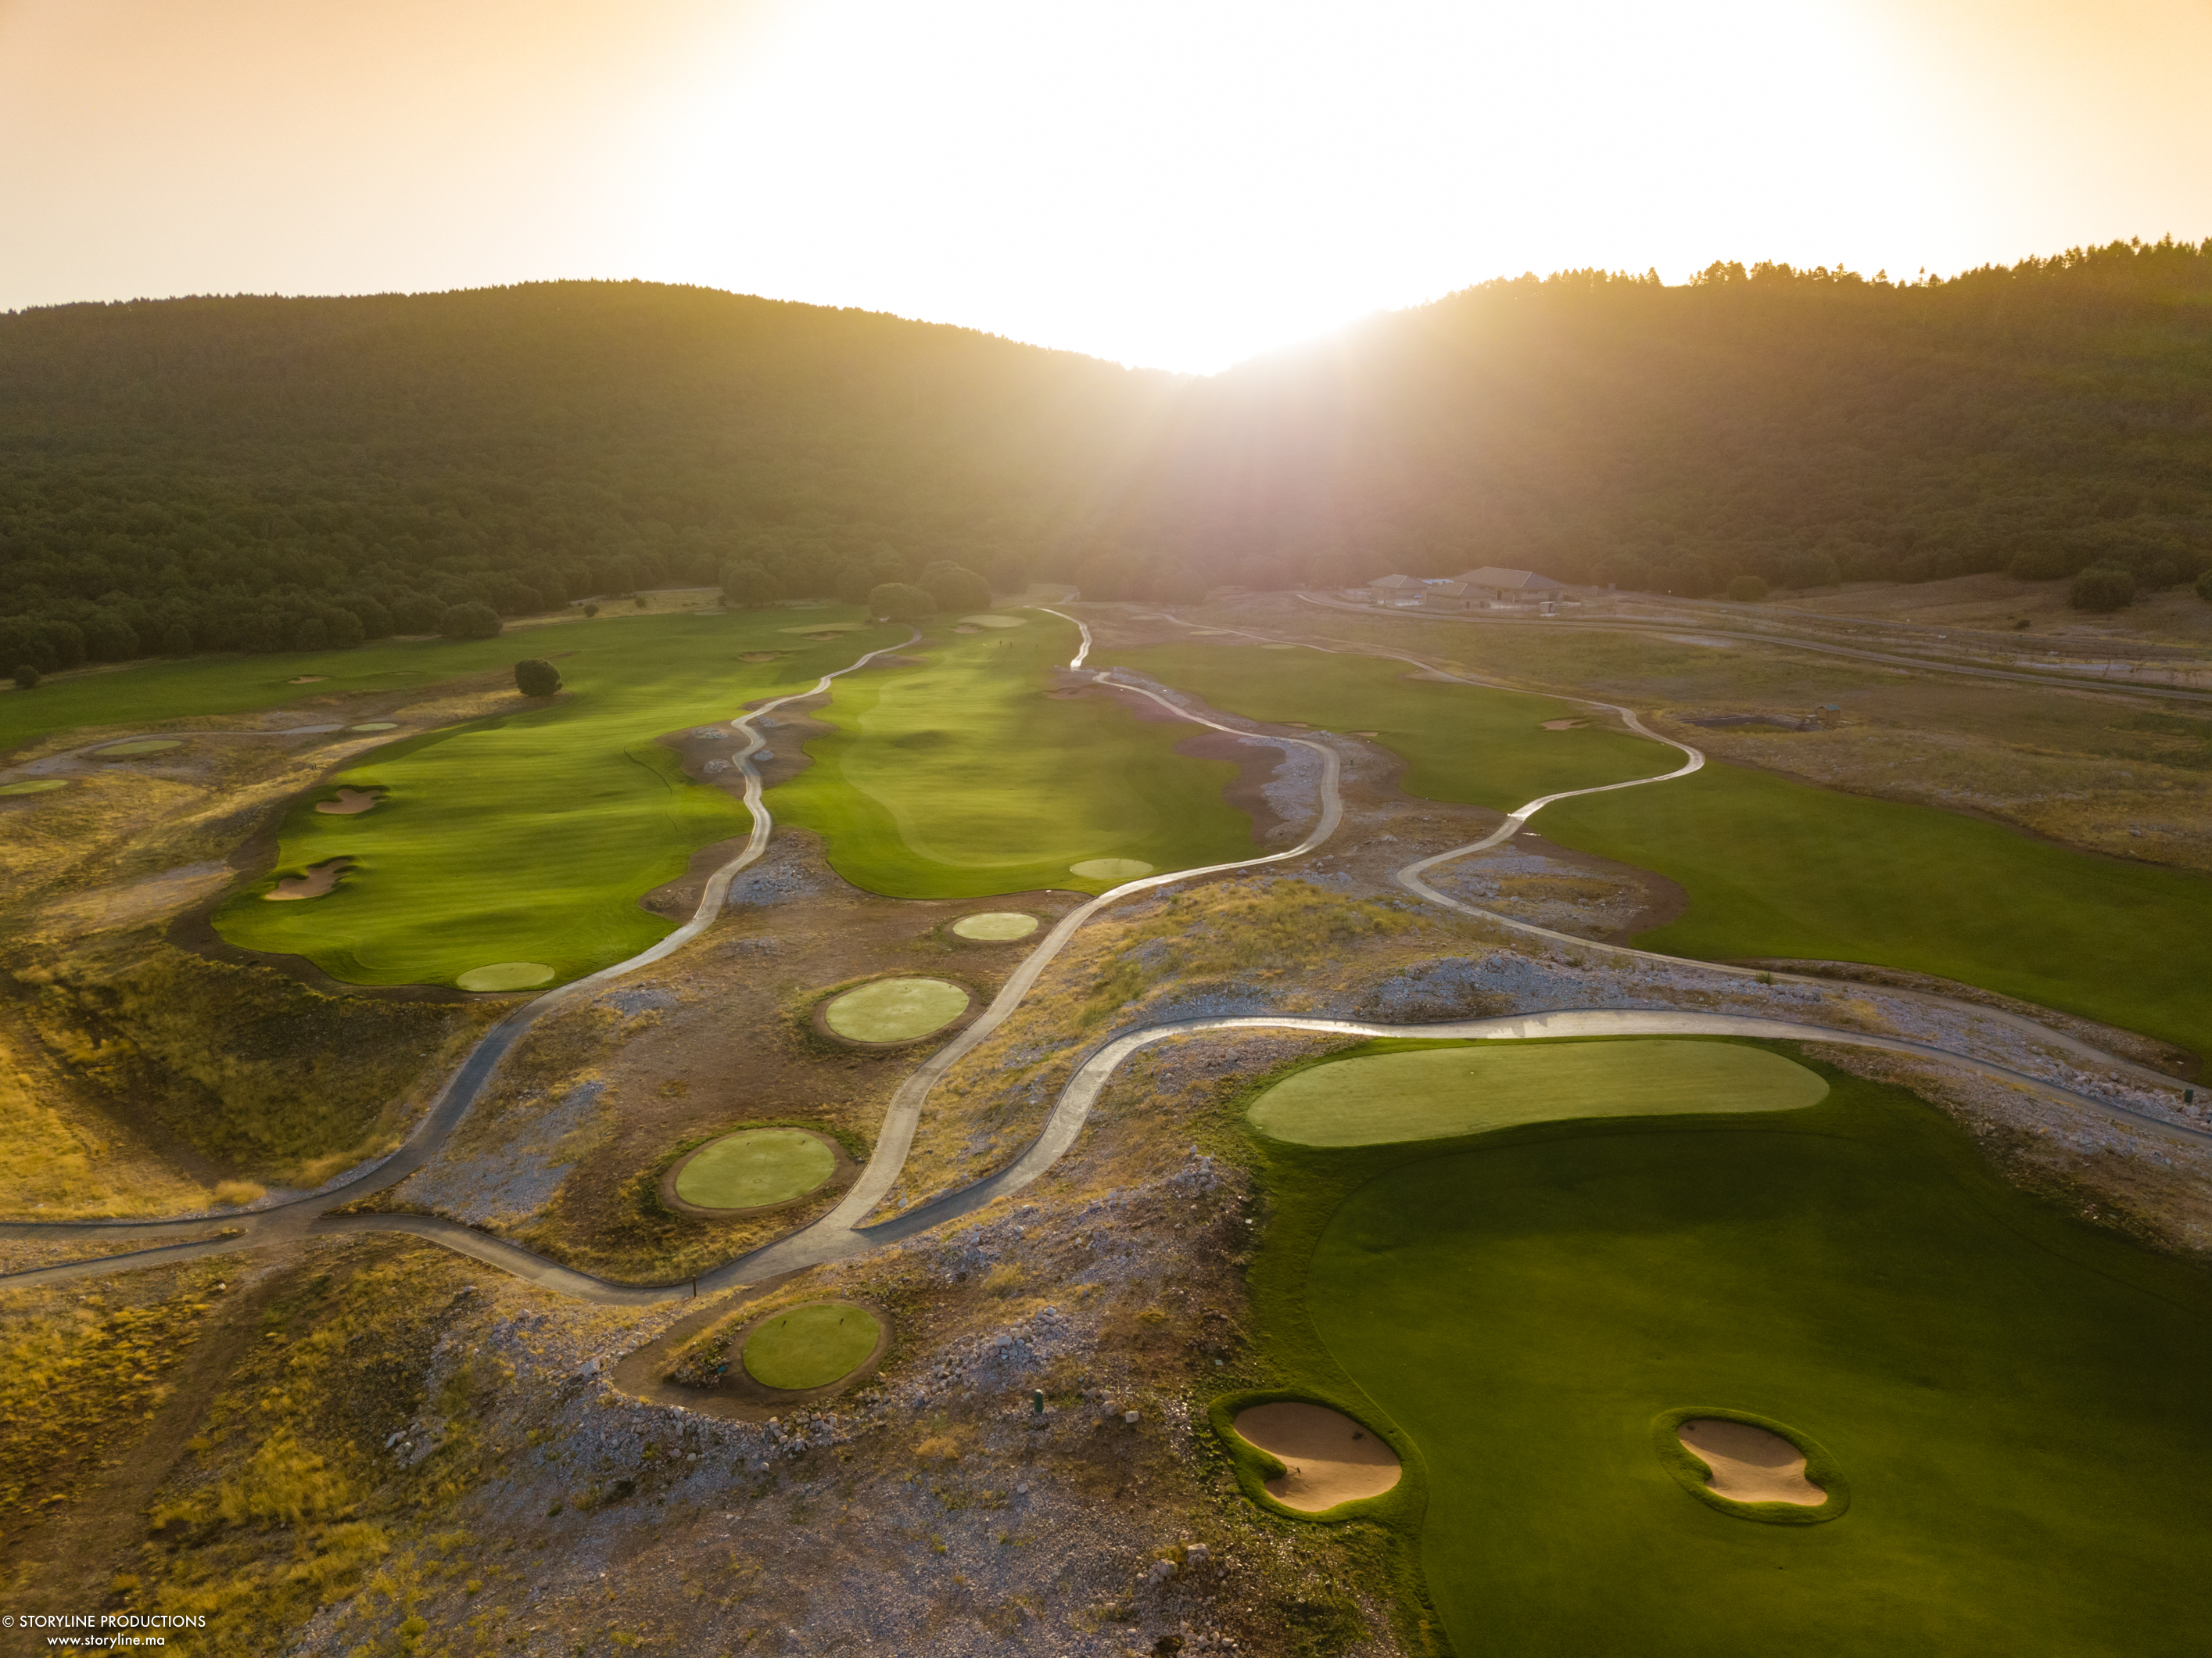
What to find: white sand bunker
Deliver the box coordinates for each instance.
[458,962,556,992]
[1070,857,1153,881]
[267,857,354,900]
[952,911,1038,941]
[1542,717,1590,730]
[957,614,1025,628]
[1677,1419,1826,1505]
[314,788,382,815]
[288,675,328,684]
[1234,1402,1401,1512]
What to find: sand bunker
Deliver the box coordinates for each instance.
[288,675,328,684]
[952,910,1039,942]
[94,738,183,758]
[779,621,862,635]
[1233,1402,1401,1511]
[1070,857,1154,881]
[0,779,67,796]
[824,977,970,1043]
[1677,1419,1826,1505]
[349,722,398,732]
[314,788,382,816]
[739,651,787,662]
[457,961,556,992]
[956,614,1025,628]
[1542,718,1590,730]
[675,1128,836,1210]
[266,857,354,900]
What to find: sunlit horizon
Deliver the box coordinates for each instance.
[3,0,2210,374]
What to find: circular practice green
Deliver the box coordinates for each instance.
[0,779,67,796]
[457,961,556,992]
[741,1302,882,1391]
[674,1129,836,1210]
[1070,857,1154,881]
[823,977,969,1042]
[952,910,1039,941]
[957,613,1026,628]
[93,738,182,758]
[1249,1039,1830,1147]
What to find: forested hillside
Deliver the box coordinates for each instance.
[4,239,2210,667]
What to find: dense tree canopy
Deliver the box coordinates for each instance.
[3,242,2208,658]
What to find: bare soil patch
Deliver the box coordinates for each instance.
[1677,1418,1825,1505]
[1233,1401,1401,1510]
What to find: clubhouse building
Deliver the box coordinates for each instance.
[1360,567,1571,611]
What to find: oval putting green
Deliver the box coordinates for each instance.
[1249,1039,1830,1147]
[674,1129,836,1210]
[741,1302,882,1391]
[93,738,183,758]
[952,911,1039,941]
[1070,857,1154,881]
[457,961,556,992]
[0,779,67,796]
[823,978,970,1042]
[956,613,1027,628]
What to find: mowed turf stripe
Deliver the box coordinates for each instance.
[768,615,1260,897]
[213,609,905,986]
[1249,1039,1828,1146]
[1538,760,2212,1060]
[1282,1060,2212,1654]
[1099,643,1676,810]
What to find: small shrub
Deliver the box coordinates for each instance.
[583,601,600,618]
[1726,574,1768,603]
[2069,564,2136,612]
[11,664,38,690]
[513,659,561,698]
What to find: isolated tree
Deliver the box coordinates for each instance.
[920,561,991,613]
[583,601,601,618]
[2069,565,2135,613]
[439,601,504,641]
[867,582,935,624]
[12,665,39,690]
[514,658,561,697]
[719,561,780,608]
[1726,574,1768,602]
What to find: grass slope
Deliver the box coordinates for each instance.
[214,610,903,986]
[1248,1038,1827,1146]
[1538,761,2212,1059]
[770,614,1259,896]
[1098,643,1676,809]
[1252,1041,2212,1656]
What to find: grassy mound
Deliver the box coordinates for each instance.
[454,962,553,992]
[951,911,1038,941]
[212,610,902,987]
[1249,1038,1827,1145]
[673,1129,835,1209]
[741,1303,881,1391]
[1246,1041,2212,1653]
[823,978,968,1043]
[769,614,1258,897]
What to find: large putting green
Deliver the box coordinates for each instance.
[1248,1039,1827,1146]
[741,1302,882,1391]
[1101,643,1676,811]
[823,978,970,1043]
[1251,1041,2212,1654]
[674,1129,835,1209]
[213,609,905,987]
[1538,759,2212,1060]
[769,615,1260,897]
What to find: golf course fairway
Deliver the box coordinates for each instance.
[1099,643,1676,810]
[1250,1043,2212,1655]
[674,1129,836,1210]
[213,609,905,986]
[769,615,1260,897]
[742,1303,882,1391]
[1248,1039,1828,1146]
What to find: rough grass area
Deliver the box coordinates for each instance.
[1539,759,2212,1060]
[1248,1036,1828,1146]
[769,615,1260,897]
[741,1303,880,1389]
[1099,641,1676,809]
[1246,1044,2212,1654]
[211,609,905,987]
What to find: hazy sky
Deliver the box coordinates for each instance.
[4,0,2208,371]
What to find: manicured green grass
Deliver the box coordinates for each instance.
[673,1129,834,1209]
[769,614,1260,897]
[1246,1040,2212,1656]
[1099,643,1677,810]
[213,609,904,986]
[1247,1038,1827,1146]
[951,911,1038,941]
[1538,761,2212,1059]
[823,978,970,1043]
[741,1302,882,1390]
